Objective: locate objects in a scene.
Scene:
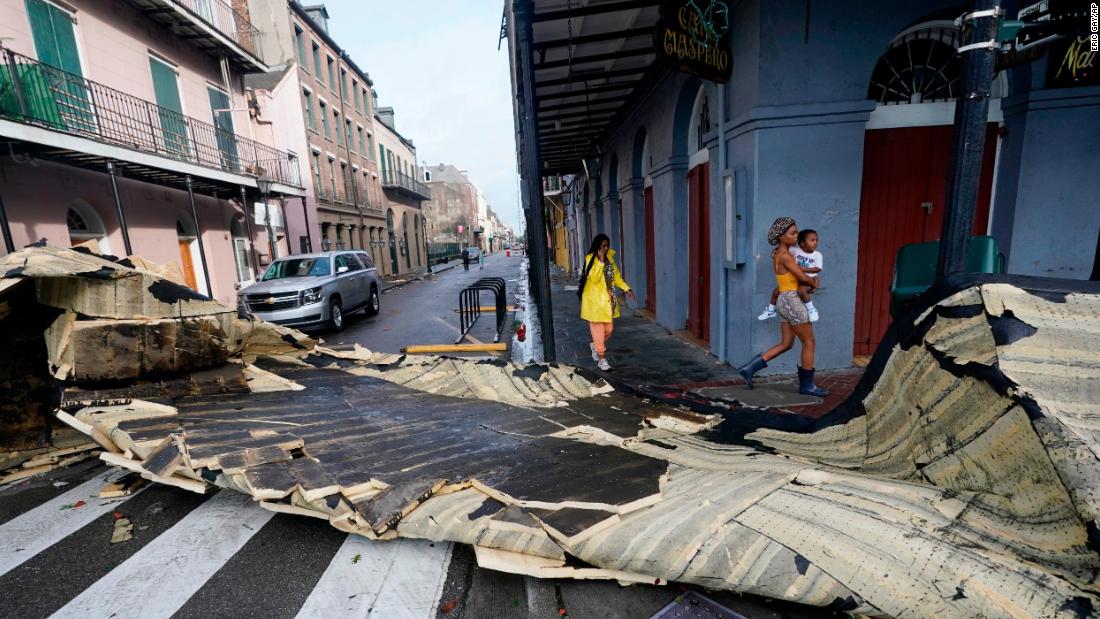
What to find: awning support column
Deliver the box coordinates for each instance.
[106,162,133,256]
[239,186,260,277]
[300,196,313,253]
[515,0,556,361]
[936,0,998,281]
[185,175,213,296]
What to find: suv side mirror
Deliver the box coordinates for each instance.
[337,266,349,274]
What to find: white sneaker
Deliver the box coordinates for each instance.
[589,343,600,362]
[757,305,776,320]
[597,358,611,371]
[808,305,820,322]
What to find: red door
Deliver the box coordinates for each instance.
[853,124,997,355]
[687,162,711,341]
[644,186,656,313]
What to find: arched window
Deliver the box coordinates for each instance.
[66,201,111,254]
[868,25,961,105]
[687,86,711,155]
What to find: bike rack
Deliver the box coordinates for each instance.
[456,277,507,344]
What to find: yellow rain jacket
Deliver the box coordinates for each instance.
[580,250,631,323]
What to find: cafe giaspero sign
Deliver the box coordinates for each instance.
[654,0,732,82]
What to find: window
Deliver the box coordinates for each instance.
[341,162,351,201]
[379,145,388,181]
[312,151,322,193]
[327,56,336,91]
[294,26,307,67]
[319,100,330,138]
[335,253,362,272]
[231,218,252,283]
[368,132,375,159]
[357,127,365,154]
[312,43,322,80]
[341,69,348,101]
[356,252,375,269]
[345,119,353,152]
[328,157,338,198]
[149,56,189,156]
[353,80,360,111]
[363,88,370,114]
[333,109,340,142]
[303,89,314,130]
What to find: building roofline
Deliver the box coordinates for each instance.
[289,1,373,87]
[374,114,416,151]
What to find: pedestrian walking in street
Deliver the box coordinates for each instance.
[758,228,823,322]
[478,247,484,270]
[461,247,470,271]
[579,233,635,371]
[737,217,829,396]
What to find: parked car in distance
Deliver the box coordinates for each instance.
[239,251,382,332]
[466,247,481,261]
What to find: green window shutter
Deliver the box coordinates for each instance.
[208,86,237,169]
[149,57,189,156]
[26,0,82,76]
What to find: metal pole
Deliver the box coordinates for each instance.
[514,0,556,361]
[0,191,15,253]
[300,196,312,252]
[185,176,213,296]
[277,196,290,256]
[106,161,133,256]
[936,0,999,281]
[239,186,260,277]
[262,189,276,260]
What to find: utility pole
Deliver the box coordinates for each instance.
[936,0,1000,280]
[514,0,556,361]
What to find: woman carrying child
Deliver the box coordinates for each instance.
[737,217,829,397]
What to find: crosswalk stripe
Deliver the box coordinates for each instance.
[295,536,453,618]
[50,491,273,619]
[0,468,131,577]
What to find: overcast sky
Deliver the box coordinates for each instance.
[322,0,523,232]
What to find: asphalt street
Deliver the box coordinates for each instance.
[321,251,524,354]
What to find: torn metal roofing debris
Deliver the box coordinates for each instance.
[2,245,1099,618]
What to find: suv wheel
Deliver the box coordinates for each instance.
[365,286,380,316]
[327,298,344,332]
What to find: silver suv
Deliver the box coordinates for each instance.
[239,251,383,331]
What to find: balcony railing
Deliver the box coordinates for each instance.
[381,170,431,201]
[171,0,261,55]
[0,48,300,187]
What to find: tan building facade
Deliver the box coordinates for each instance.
[374,107,430,274]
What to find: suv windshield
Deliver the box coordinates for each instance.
[262,257,331,281]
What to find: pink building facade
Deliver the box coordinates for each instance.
[0,0,308,306]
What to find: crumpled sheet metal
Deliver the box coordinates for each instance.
[4,246,1100,618]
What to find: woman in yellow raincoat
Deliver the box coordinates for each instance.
[579,234,635,371]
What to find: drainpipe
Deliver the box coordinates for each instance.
[239,186,260,276]
[716,83,728,364]
[185,175,213,296]
[0,191,15,254]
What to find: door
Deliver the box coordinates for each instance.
[644,186,656,313]
[179,240,198,290]
[334,253,365,307]
[207,86,238,171]
[149,57,189,157]
[25,0,93,131]
[687,162,711,341]
[853,124,997,355]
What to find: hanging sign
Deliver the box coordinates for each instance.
[1046,35,1099,88]
[653,0,732,83]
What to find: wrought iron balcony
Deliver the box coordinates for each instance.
[0,48,301,190]
[381,171,431,202]
[124,0,264,70]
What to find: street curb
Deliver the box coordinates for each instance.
[382,263,458,292]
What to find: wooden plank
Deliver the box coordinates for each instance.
[356,478,446,535]
[141,437,182,478]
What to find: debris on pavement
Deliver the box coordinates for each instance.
[99,472,147,498]
[2,244,1099,618]
[110,514,134,544]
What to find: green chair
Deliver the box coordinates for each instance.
[890,235,1005,317]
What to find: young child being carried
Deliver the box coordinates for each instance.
[758,228,822,322]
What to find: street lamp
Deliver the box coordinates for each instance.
[256,173,276,262]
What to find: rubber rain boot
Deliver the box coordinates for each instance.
[798,367,829,397]
[738,353,767,389]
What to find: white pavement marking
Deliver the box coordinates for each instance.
[295,536,452,619]
[0,469,132,577]
[50,491,273,619]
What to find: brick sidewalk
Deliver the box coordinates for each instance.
[549,268,864,418]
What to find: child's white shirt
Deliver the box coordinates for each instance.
[790,247,823,278]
